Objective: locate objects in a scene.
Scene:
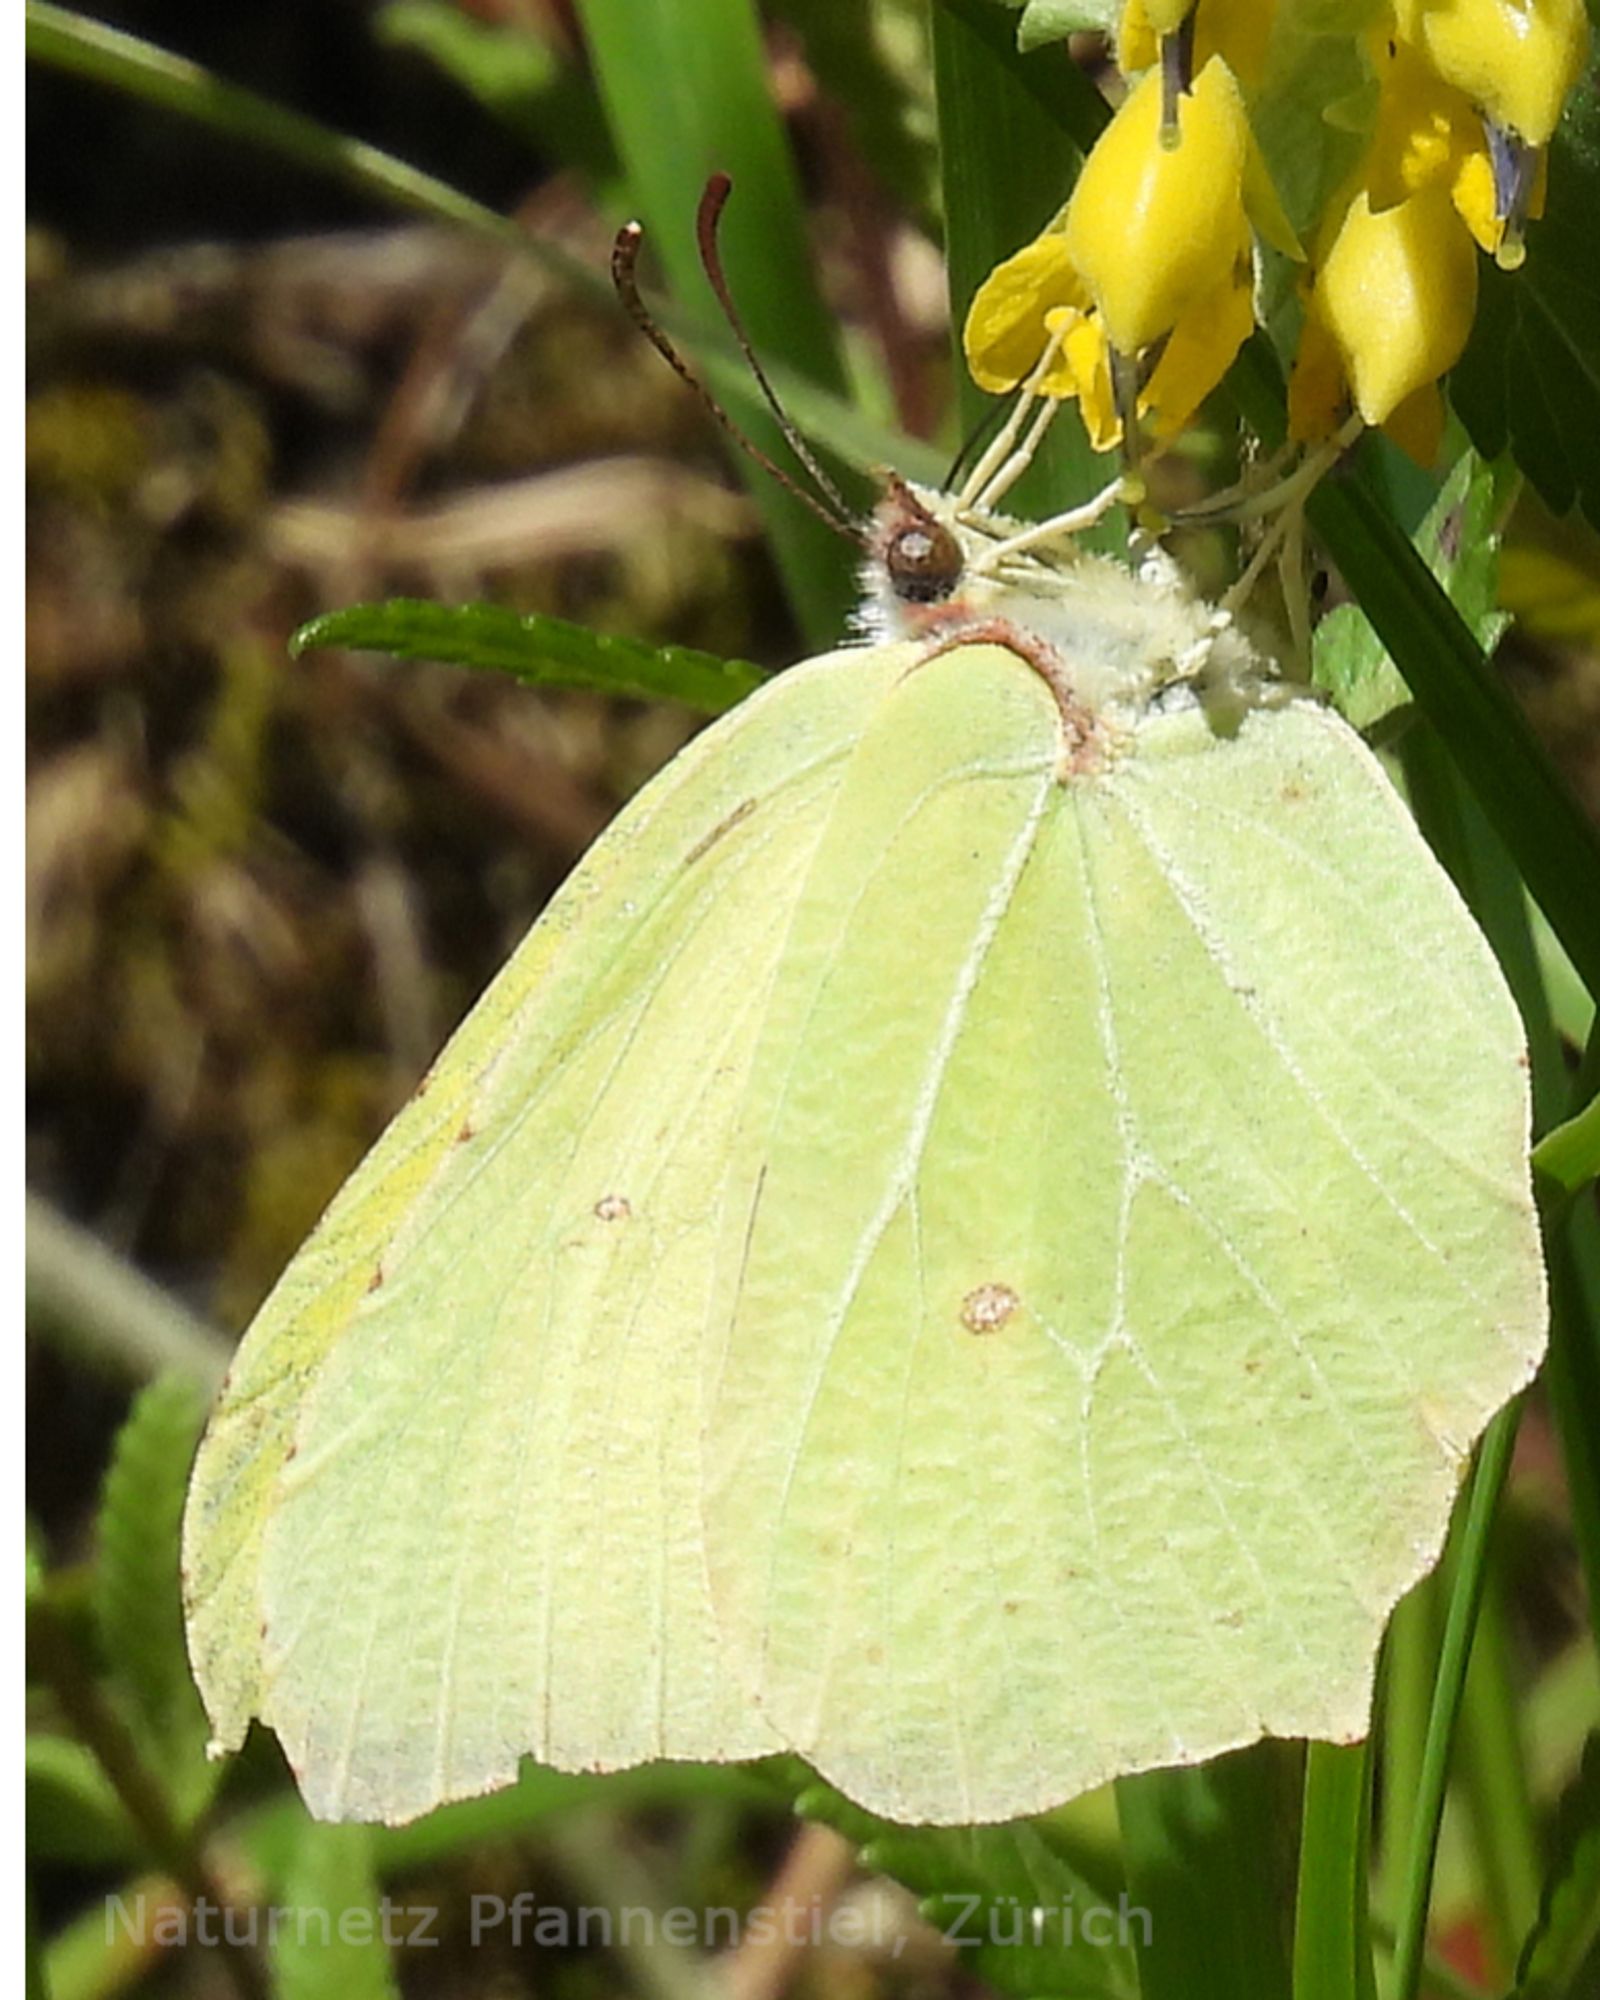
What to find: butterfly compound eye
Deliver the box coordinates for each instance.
[876,476,965,605]
[886,519,964,603]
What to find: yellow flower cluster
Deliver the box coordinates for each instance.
[963,0,1591,467]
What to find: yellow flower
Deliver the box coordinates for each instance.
[1289,179,1479,463]
[1064,56,1294,355]
[1392,0,1591,147]
[962,228,1086,396]
[1366,33,1547,265]
[963,55,1296,452]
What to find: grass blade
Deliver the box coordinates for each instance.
[1389,1402,1524,2000]
[26,1,516,239]
[574,0,859,644]
[1116,1747,1300,2000]
[1294,1741,1379,2000]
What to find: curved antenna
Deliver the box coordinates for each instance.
[694,174,858,524]
[611,197,862,544]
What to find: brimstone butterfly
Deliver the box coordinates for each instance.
[181,205,1544,1831]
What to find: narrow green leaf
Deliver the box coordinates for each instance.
[376,2,617,186]
[1456,1550,1543,1975]
[1116,1747,1300,2000]
[91,1377,215,1819]
[1545,1201,1600,1666]
[1293,1742,1379,2000]
[1511,1735,1600,2000]
[1389,1403,1525,2000]
[799,1779,1139,2000]
[1452,75,1600,531]
[1534,1091,1600,1197]
[292,599,766,713]
[272,1824,400,2000]
[25,0,519,240]
[574,0,859,645]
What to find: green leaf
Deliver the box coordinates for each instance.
[1535,1090,1600,1197]
[292,600,766,714]
[375,2,617,186]
[1512,1734,1600,2000]
[798,1777,1138,2000]
[1452,74,1600,531]
[25,1733,140,1868]
[1016,1,1119,52]
[378,1,557,118]
[92,1376,215,1819]
[1313,447,1510,734]
[272,1823,401,2000]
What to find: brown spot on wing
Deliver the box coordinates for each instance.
[961,1283,1020,1335]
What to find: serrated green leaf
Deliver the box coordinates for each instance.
[1453,75,1600,531]
[92,1376,216,1818]
[798,1780,1138,2000]
[292,600,767,714]
[26,1733,140,1867]
[1512,1733,1600,2000]
[1313,446,1510,732]
[272,1823,401,2000]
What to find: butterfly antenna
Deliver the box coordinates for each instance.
[694,174,859,525]
[611,203,862,544]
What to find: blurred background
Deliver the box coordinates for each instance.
[26,5,1600,1998]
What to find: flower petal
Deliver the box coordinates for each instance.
[1064,56,1252,356]
[1310,181,1479,428]
[962,229,1086,394]
[1140,252,1257,437]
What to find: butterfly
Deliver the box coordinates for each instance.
[183,180,1543,1829]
